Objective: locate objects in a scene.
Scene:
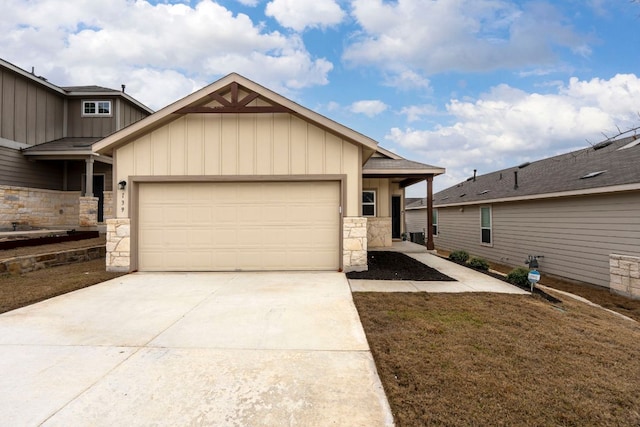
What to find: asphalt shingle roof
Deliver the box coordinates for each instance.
[363,157,443,172]
[434,135,640,206]
[22,137,102,154]
[62,85,120,93]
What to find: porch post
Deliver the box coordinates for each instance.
[85,156,94,196]
[426,175,434,250]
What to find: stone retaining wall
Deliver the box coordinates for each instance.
[367,217,392,248]
[106,218,131,272]
[610,254,640,300]
[343,217,367,272]
[0,185,79,228]
[0,246,105,275]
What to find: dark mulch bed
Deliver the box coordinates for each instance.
[346,251,455,281]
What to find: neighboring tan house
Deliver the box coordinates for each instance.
[0,58,152,230]
[425,135,640,298]
[94,73,444,273]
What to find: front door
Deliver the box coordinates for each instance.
[93,175,104,223]
[391,195,401,239]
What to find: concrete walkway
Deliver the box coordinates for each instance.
[352,242,529,294]
[0,272,393,426]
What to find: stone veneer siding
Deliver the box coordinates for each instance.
[343,217,367,272]
[103,191,114,221]
[610,254,640,300]
[367,217,392,248]
[106,218,131,272]
[79,197,99,227]
[0,185,79,228]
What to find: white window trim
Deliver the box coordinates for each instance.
[82,100,112,117]
[432,208,438,237]
[362,190,376,217]
[480,205,492,247]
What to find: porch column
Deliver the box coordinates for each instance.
[85,156,94,196]
[426,175,434,250]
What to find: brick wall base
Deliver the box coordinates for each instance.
[106,218,130,272]
[610,254,640,300]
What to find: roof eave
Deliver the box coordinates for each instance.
[434,182,640,207]
[94,73,379,155]
[66,91,154,115]
[363,167,446,176]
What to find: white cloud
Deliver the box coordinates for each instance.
[265,0,345,31]
[344,0,590,85]
[350,100,388,117]
[0,0,333,109]
[237,0,260,6]
[400,104,439,123]
[387,74,640,191]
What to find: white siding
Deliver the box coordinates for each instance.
[435,191,640,288]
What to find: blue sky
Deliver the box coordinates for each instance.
[2,0,639,195]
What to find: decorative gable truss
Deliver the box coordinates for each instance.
[175,82,292,115]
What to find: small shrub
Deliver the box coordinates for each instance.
[468,257,489,271]
[506,267,530,287]
[448,250,470,263]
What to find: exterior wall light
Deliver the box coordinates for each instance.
[118,180,127,190]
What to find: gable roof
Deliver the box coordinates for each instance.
[405,198,427,209]
[434,134,640,207]
[94,73,380,156]
[0,58,153,115]
[363,146,445,188]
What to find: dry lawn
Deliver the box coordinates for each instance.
[0,259,124,313]
[354,292,640,427]
[435,249,640,322]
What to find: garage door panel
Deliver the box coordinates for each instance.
[138,181,339,271]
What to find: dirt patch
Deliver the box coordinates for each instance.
[354,292,640,427]
[0,258,125,314]
[346,251,455,281]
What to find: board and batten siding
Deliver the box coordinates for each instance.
[435,191,640,288]
[0,146,63,190]
[0,68,65,146]
[115,112,362,217]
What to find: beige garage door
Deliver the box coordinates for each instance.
[138,181,340,271]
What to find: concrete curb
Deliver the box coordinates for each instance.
[0,246,105,275]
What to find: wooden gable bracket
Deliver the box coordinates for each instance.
[175,82,292,114]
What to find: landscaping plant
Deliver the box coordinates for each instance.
[448,250,470,263]
[468,257,490,271]
[506,267,530,287]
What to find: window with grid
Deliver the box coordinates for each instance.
[83,100,112,116]
[362,190,376,217]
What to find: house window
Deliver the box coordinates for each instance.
[432,208,438,236]
[83,100,112,116]
[480,206,492,245]
[362,190,376,216]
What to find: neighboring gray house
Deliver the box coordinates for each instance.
[0,58,152,229]
[415,135,640,297]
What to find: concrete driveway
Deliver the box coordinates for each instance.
[0,272,393,426]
